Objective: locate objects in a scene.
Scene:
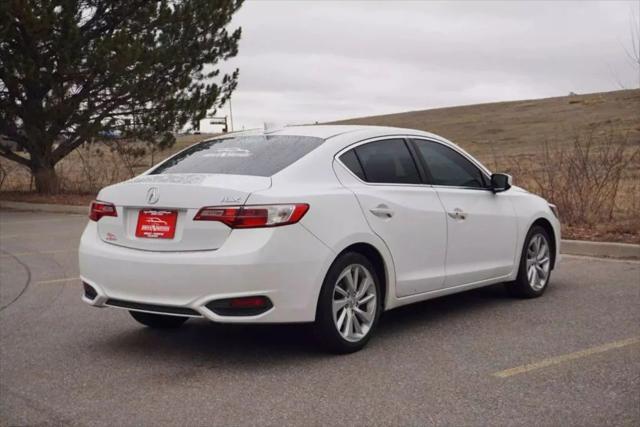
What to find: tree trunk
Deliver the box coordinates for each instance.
[32,164,59,194]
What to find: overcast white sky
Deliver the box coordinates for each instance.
[203,0,639,132]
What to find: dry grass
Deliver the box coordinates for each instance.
[333,89,640,160]
[0,133,216,196]
[500,127,639,224]
[494,128,640,243]
[0,191,94,206]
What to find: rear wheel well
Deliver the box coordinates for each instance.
[531,218,557,269]
[337,243,387,308]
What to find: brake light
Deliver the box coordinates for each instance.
[193,204,309,228]
[89,201,117,221]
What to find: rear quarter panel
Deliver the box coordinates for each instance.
[247,144,397,311]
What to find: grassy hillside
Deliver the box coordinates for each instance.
[2,90,638,242]
[333,89,640,162]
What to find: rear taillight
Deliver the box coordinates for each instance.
[89,200,117,221]
[193,204,309,228]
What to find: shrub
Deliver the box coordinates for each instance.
[503,125,639,226]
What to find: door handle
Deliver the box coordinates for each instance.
[370,205,394,218]
[447,208,468,220]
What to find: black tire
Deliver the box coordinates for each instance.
[129,311,188,329]
[507,225,553,298]
[314,252,382,354]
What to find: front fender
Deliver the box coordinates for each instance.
[510,193,561,276]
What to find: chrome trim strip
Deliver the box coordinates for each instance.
[334,134,493,191]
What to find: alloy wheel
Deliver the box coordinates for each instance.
[332,264,377,342]
[526,233,551,291]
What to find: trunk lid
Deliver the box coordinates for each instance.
[96,174,270,251]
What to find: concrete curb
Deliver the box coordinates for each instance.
[0,200,87,215]
[561,239,640,260]
[2,200,639,259]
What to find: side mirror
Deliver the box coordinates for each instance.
[490,173,512,193]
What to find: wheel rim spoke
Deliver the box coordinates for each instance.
[358,293,375,306]
[354,306,373,323]
[343,309,353,336]
[333,298,348,316]
[352,312,363,335]
[537,245,548,261]
[336,307,347,330]
[356,278,371,299]
[345,271,356,293]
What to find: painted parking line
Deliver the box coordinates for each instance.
[493,337,640,378]
[35,277,80,285]
[0,249,77,258]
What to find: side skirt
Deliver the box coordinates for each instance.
[385,274,511,311]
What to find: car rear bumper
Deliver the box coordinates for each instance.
[79,222,333,323]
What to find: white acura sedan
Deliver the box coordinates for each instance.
[79,125,560,353]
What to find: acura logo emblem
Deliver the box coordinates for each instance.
[146,187,159,205]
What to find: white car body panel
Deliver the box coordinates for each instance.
[507,187,562,277]
[434,186,518,287]
[79,125,560,323]
[333,159,447,297]
[80,220,331,322]
[95,174,270,251]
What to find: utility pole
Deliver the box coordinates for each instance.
[228,98,234,132]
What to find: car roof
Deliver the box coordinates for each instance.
[224,124,447,144]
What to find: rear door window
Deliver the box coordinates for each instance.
[346,139,421,184]
[151,135,324,177]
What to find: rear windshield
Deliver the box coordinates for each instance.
[150,135,324,176]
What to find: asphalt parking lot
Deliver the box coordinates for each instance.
[1,209,639,426]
